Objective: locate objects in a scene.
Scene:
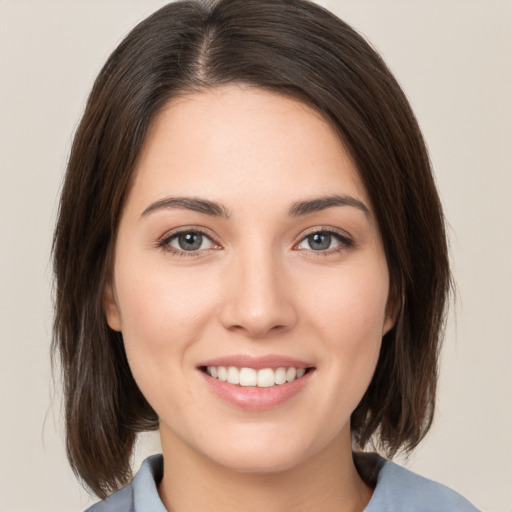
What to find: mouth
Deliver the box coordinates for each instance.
[197,355,316,410]
[199,365,314,388]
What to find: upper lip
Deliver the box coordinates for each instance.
[198,354,313,370]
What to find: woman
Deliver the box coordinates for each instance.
[52,0,480,510]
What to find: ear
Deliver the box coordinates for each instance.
[382,282,401,336]
[103,281,122,332]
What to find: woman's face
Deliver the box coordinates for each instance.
[105,84,394,473]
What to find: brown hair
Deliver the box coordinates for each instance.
[53,0,450,498]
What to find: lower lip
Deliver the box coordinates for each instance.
[199,370,314,411]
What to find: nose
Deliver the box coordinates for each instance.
[219,246,298,339]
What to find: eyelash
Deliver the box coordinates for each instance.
[158,227,219,258]
[294,227,354,257]
[158,227,354,258]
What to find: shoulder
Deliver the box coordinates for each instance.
[83,454,165,512]
[365,458,481,512]
[84,485,133,512]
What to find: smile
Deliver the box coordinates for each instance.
[198,356,315,410]
[205,366,308,387]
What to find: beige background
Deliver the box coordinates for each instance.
[0,1,510,511]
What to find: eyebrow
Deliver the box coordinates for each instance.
[140,194,369,219]
[288,195,370,217]
[141,196,231,218]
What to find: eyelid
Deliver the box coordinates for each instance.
[158,226,222,256]
[156,225,353,257]
[293,226,354,252]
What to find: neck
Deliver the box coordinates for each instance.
[157,428,373,512]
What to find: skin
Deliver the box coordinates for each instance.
[105,84,395,512]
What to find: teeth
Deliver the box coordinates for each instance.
[257,368,274,387]
[206,366,308,387]
[274,367,287,385]
[286,367,296,382]
[217,366,227,381]
[227,366,240,385]
[240,367,257,386]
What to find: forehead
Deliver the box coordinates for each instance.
[129,84,370,213]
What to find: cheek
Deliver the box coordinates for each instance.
[304,259,390,340]
[113,264,218,392]
[117,263,216,336]
[299,257,389,393]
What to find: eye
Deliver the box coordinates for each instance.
[162,230,218,253]
[296,230,352,252]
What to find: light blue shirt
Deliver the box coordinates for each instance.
[85,454,480,511]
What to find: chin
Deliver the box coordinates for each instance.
[197,429,324,475]
[214,450,307,475]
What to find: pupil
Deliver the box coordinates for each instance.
[309,232,331,250]
[179,232,202,251]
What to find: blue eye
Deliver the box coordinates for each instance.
[165,231,216,252]
[296,230,352,252]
